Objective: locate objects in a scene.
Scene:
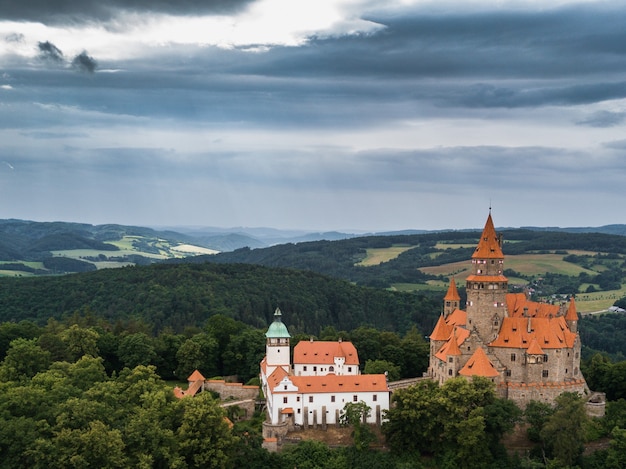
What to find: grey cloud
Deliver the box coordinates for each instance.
[5,33,25,43]
[603,139,626,150]
[576,111,626,128]
[0,0,256,24]
[38,41,64,63]
[72,51,97,73]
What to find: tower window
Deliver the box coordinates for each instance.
[510,353,516,362]
[542,370,549,378]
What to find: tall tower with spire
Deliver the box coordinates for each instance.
[465,212,508,343]
[265,307,291,376]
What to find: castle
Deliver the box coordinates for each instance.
[260,308,390,441]
[428,213,604,412]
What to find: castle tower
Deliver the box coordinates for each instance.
[265,307,291,376]
[565,296,579,333]
[444,278,461,317]
[465,213,508,344]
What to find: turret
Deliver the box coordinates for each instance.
[444,278,461,317]
[565,297,579,333]
[265,307,291,375]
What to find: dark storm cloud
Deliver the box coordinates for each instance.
[72,51,97,73]
[223,3,626,110]
[38,41,64,63]
[0,0,256,24]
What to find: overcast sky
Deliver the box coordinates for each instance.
[1,0,626,232]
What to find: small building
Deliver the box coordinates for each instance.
[260,308,389,438]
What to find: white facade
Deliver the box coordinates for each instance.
[261,311,390,427]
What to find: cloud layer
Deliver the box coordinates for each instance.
[0,0,625,230]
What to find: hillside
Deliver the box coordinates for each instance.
[0,262,440,336]
[0,220,218,275]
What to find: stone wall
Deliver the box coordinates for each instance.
[203,379,259,401]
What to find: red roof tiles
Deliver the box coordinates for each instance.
[293,340,359,366]
[444,278,461,301]
[472,214,504,259]
[430,314,453,341]
[459,347,499,378]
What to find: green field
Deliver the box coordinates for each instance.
[356,245,417,266]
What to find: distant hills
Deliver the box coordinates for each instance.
[1,218,626,276]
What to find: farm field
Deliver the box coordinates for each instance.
[356,245,417,266]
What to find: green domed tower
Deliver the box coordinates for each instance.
[265,307,291,373]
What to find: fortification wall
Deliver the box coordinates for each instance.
[204,379,259,401]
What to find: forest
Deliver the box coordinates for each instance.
[2,227,626,467]
[1,265,626,467]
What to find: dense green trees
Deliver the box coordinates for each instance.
[0,263,441,336]
[382,377,520,468]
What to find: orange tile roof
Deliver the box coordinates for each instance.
[188,370,205,382]
[526,337,544,355]
[447,309,467,327]
[465,275,508,283]
[444,278,461,301]
[459,347,499,378]
[489,316,576,349]
[287,374,389,393]
[430,314,453,341]
[435,333,462,361]
[281,408,294,414]
[266,366,290,390]
[434,327,468,361]
[565,297,579,321]
[293,340,359,365]
[506,293,560,318]
[185,379,204,397]
[472,213,504,259]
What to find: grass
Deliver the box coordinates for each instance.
[356,245,417,266]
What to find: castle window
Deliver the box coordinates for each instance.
[329,366,334,372]
[297,396,300,402]
[313,366,317,372]
[542,370,549,378]
[284,385,287,390]
[543,354,548,363]
[448,357,453,363]
[353,395,358,402]
[303,366,307,371]
[309,396,314,403]
[283,397,288,404]
[448,369,453,376]
[373,394,377,402]
[510,353,516,362]
[506,370,512,377]
[331,395,335,403]
[348,367,352,372]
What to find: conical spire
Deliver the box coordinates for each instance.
[444,278,461,301]
[472,213,504,259]
[565,297,579,322]
[430,313,453,341]
[446,329,462,356]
